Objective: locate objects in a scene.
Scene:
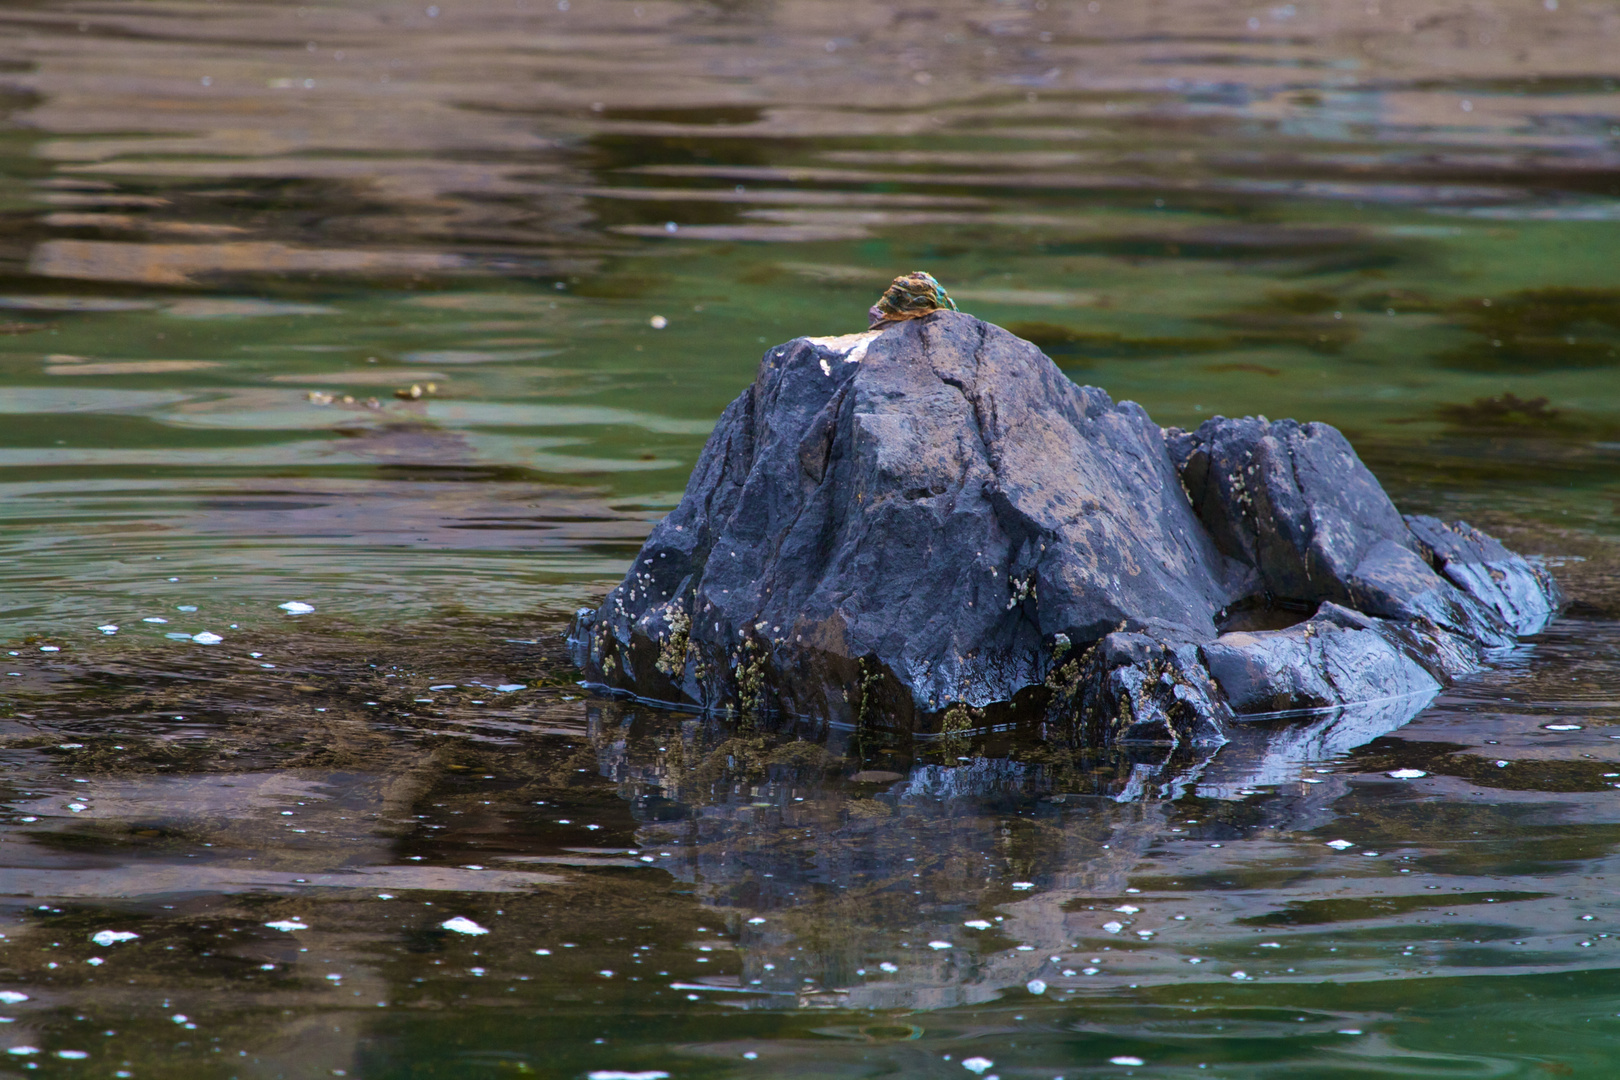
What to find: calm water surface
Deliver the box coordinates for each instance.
[2,1,1620,1076]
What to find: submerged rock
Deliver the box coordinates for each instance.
[569,309,1560,764]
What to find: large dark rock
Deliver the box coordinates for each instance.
[569,311,1560,759]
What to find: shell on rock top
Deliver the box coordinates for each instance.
[868,270,958,329]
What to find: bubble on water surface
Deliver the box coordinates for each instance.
[1544,724,1583,731]
[264,920,308,932]
[964,920,992,930]
[279,601,315,614]
[441,916,489,935]
[1010,881,1034,890]
[90,931,138,946]
[1388,769,1427,778]
[1102,921,1124,933]
[962,1059,994,1075]
[1110,1058,1145,1067]
[1326,840,1355,849]
[1026,978,1047,994]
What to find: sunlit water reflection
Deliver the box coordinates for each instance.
[2,0,1620,1076]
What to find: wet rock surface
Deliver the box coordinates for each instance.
[571,311,1561,771]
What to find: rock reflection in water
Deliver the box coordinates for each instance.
[589,680,1436,1010]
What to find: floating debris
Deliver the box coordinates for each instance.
[279,601,315,614]
[90,931,138,946]
[440,916,489,936]
[264,919,309,932]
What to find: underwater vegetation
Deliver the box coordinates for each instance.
[1436,287,1620,372]
[1433,392,1620,440]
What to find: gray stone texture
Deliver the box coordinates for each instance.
[570,311,1561,752]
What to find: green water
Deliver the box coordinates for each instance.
[3,0,1620,1076]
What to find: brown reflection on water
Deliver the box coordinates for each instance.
[4,0,1618,285]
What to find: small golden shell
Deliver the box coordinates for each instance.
[869,271,958,328]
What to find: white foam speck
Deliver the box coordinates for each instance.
[879,962,898,972]
[1326,839,1355,850]
[962,1058,995,1075]
[440,916,488,936]
[0,992,29,1005]
[1102,921,1124,934]
[97,625,118,634]
[1114,905,1139,914]
[1387,769,1426,779]
[496,684,526,692]
[1110,1057,1145,1067]
[964,920,992,930]
[142,617,168,624]
[192,631,223,645]
[1011,881,1035,890]
[927,940,952,950]
[279,601,315,614]
[264,919,309,932]
[1026,978,1047,995]
[587,1073,670,1080]
[90,931,138,946]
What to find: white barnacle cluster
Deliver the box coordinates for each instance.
[1006,571,1038,610]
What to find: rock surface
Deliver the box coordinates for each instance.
[570,310,1561,757]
